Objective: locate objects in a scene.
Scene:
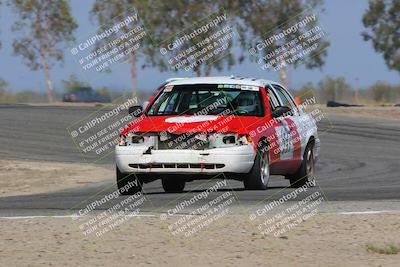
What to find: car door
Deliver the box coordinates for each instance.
[265,86,293,161]
[269,84,303,162]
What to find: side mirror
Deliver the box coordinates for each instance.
[272,106,291,118]
[128,105,143,117]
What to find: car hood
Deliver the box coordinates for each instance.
[121,115,262,136]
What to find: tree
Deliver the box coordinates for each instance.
[0,0,3,49]
[0,0,3,93]
[62,74,89,93]
[238,0,329,88]
[318,76,353,102]
[91,0,239,95]
[0,78,8,91]
[0,78,7,89]
[10,0,77,102]
[141,0,239,77]
[367,81,397,102]
[0,79,11,103]
[296,81,318,102]
[362,0,400,72]
[91,0,154,97]
[95,86,112,100]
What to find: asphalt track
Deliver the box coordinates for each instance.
[0,105,399,216]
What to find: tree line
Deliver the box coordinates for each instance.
[0,0,398,103]
[296,76,400,104]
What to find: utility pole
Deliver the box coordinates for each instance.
[354,77,359,104]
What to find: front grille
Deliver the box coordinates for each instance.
[129,163,225,170]
[158,133,209,150]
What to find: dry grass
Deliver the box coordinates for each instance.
[366,244,400,255]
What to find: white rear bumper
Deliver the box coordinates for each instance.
[115,145,256,174]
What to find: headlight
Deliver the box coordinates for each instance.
[118,134,127,146]
[118,132,140,146]
[209,134,252,148]
[118,132,157,147]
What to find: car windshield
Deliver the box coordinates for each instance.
[146,84,264,116]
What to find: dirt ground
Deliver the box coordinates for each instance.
[0,159,399,266]
[0,159,113,197]
[314,105,400,121]
[0,213,399,267]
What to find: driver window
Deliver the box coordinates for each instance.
[266,86,279,113]
[272,85,298,116]
[274,87,291,107]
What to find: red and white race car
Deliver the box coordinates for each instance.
[115,76,320,194]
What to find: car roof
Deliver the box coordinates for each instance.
[164,77,186,83]
[165,76,284,88]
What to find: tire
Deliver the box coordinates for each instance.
[162,176,185,193]
[289,142,316,188]
[116,166,142,195]
[244,140,270,190]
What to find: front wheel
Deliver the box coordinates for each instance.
[289,143,316,188]
[116,166,142,195]
[244,141,270,190]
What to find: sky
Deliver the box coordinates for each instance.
[0,0,398,95]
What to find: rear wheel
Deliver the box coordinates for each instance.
[289,143,316,188]
[116,166,142,195]
[244,140,270,190]
[162,176,186,193]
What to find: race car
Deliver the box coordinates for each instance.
[115,76,320,194]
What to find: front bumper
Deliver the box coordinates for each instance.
[115,144,256,174]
